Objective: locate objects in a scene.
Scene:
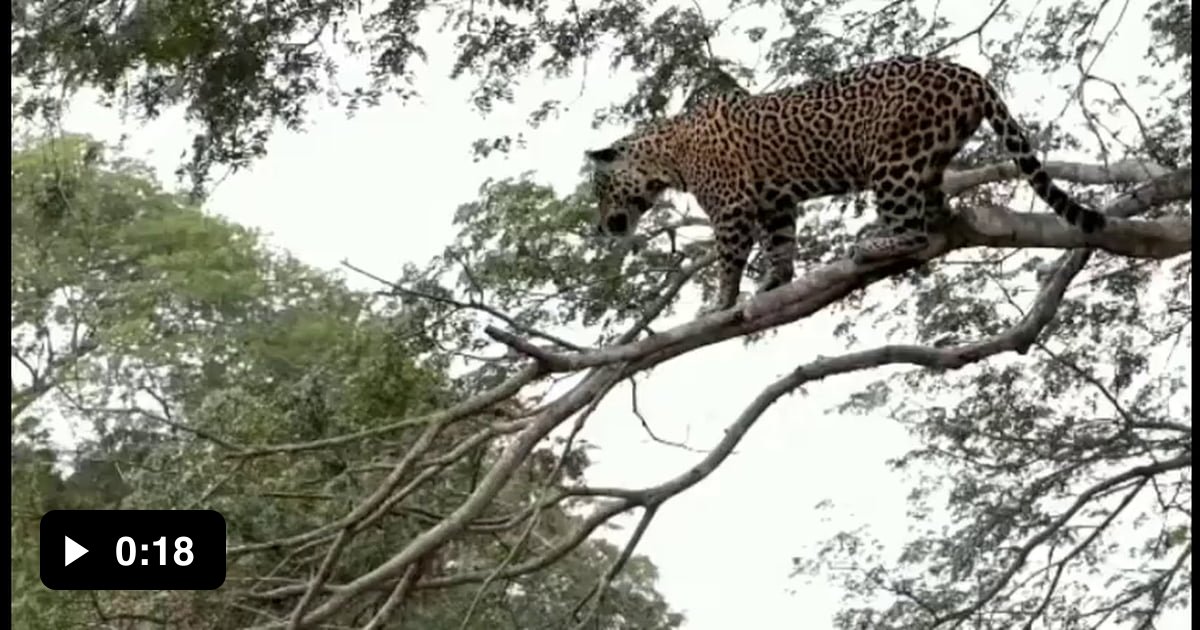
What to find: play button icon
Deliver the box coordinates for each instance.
[64,536,88,567]
[41,509,228,590]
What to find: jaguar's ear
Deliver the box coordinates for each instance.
[585,147,621,164]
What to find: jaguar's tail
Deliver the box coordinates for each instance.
[982,85,1106,233]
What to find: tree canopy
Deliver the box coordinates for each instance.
[10,0,1192,628]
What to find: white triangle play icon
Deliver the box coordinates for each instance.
[64,536,89,567]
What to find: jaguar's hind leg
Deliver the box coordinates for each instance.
[754,205,796,293]
[920,152,958,231]
[851,178,930,264]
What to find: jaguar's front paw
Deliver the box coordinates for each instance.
[755,274,792,295]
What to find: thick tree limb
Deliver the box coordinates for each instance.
[948,166,1191,258]
[953,207,1189,259]
[941,159,1172,196]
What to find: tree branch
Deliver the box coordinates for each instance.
[247,158,1189,628]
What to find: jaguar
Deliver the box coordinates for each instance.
[586,55,1106,312]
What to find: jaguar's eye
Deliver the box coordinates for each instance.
[630,197,651,212]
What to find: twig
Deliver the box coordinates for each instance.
[629,376,705,452]
[929,0,1009,57]
[1035,341,1138,428]
[342,259,587,352]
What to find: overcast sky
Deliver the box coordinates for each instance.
[46,1,1189,627]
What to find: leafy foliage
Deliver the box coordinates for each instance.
[10,137,683,629]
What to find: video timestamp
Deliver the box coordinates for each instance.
[40,509,226,591]
[115,534,195,567]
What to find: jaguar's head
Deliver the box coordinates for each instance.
[585,144,671,237]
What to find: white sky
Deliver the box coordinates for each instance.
[42,0,1190,628]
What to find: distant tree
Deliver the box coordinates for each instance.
[11,1,1191,628]
[10,136,683,629]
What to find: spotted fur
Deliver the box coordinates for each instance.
[586,55,1106,311]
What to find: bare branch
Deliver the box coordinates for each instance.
[951,202,1188,259]
[76,406,241,451]
[459,389,607,630]
[571,504,659,629]
[11,333,98,421]
[1034,341,1138,428]
[630,376,704,452]
[247,496,636,600]
[287,529,350,629]
[359,556,424,630]
[342,259,587,353]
